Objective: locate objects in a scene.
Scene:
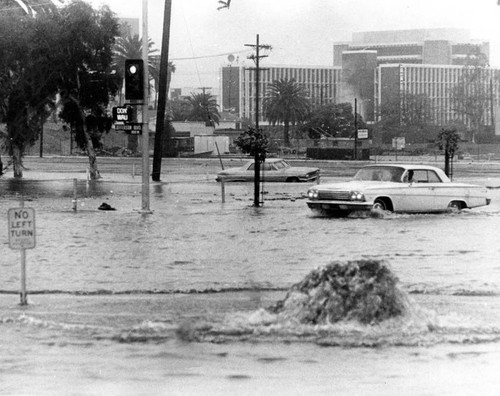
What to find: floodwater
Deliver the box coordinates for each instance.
[1,165,500,395]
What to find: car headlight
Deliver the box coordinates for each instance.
[308,189,319,199]
[350,191,365,201]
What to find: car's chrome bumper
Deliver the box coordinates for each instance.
[306,200,372,212]
[299,175,320,182]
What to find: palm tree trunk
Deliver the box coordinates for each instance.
[284,120,290,146]
[76,123,101,180]
[84,131,100,180]
[12,145,23,178]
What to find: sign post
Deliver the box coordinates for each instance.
[8,200,36,305]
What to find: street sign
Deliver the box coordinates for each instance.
[114,123,143,135]
[357,129,369,139]
[8,207,36,249]
[112,106,133,122]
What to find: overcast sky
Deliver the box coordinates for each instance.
[89,0,500,94]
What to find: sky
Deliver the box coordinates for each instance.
[87,0,500,95]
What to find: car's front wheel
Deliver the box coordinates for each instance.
[373,198,388,211]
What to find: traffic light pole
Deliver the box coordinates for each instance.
[141,0,151,213]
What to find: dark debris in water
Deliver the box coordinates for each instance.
[268,259,407,325]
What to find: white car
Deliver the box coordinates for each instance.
[216,158,320,182]
[306,164,491,216]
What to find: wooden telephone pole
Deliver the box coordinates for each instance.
[152,0,172,182]
[245,34,271,207]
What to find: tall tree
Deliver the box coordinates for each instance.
[187,91,220,126]
[54,1,120,179]
[263,78,309,146]
[0,7,59,177]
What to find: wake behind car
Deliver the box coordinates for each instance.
[216,158,320,182]
[306,164,491,216]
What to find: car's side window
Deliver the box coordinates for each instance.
[427,171,441,183]
[262,162,273,171]
[248,164,255,170]
[413,170,428,183]
[411,170,442,183]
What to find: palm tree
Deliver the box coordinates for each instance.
[263,78,310,146]
[3,0,60,16]
[187,91,220,126]
[149,55,176,109]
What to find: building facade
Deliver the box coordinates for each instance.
[220,65,341,124]
[375,64,500,128]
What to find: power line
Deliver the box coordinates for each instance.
[171,49,247,61]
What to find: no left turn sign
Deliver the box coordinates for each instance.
[8,207,36,249]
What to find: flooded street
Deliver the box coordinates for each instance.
[1,157,500,395]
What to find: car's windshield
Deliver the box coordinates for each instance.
[353,166,405,182]
[273,160,289,169]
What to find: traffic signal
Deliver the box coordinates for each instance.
[125,59,144,101]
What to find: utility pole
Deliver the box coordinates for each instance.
[152,0,172,182]
[197,87,213,126]
[245,34,271,207]
[141,0,151,213]
[353,98,358,160]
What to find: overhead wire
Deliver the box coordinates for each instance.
[179,1,203,87]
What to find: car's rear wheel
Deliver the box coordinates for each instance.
[448,201,463,211]
[286,177,300,183]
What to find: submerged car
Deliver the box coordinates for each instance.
[216,158,320,182]
[306,164,491,216]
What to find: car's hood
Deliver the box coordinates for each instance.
[217,166,246,174]
[313,180,399,191]
[218,166,319,175]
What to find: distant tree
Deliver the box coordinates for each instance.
[263,78,309,146]
[436,127,460,179]
[187,91,220,126]
[375,92,436,144]
[451,51,491,143]
[234,127,268,162]
[148,56,176,109]
[303,102,366,140]
[167,98,191,121]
